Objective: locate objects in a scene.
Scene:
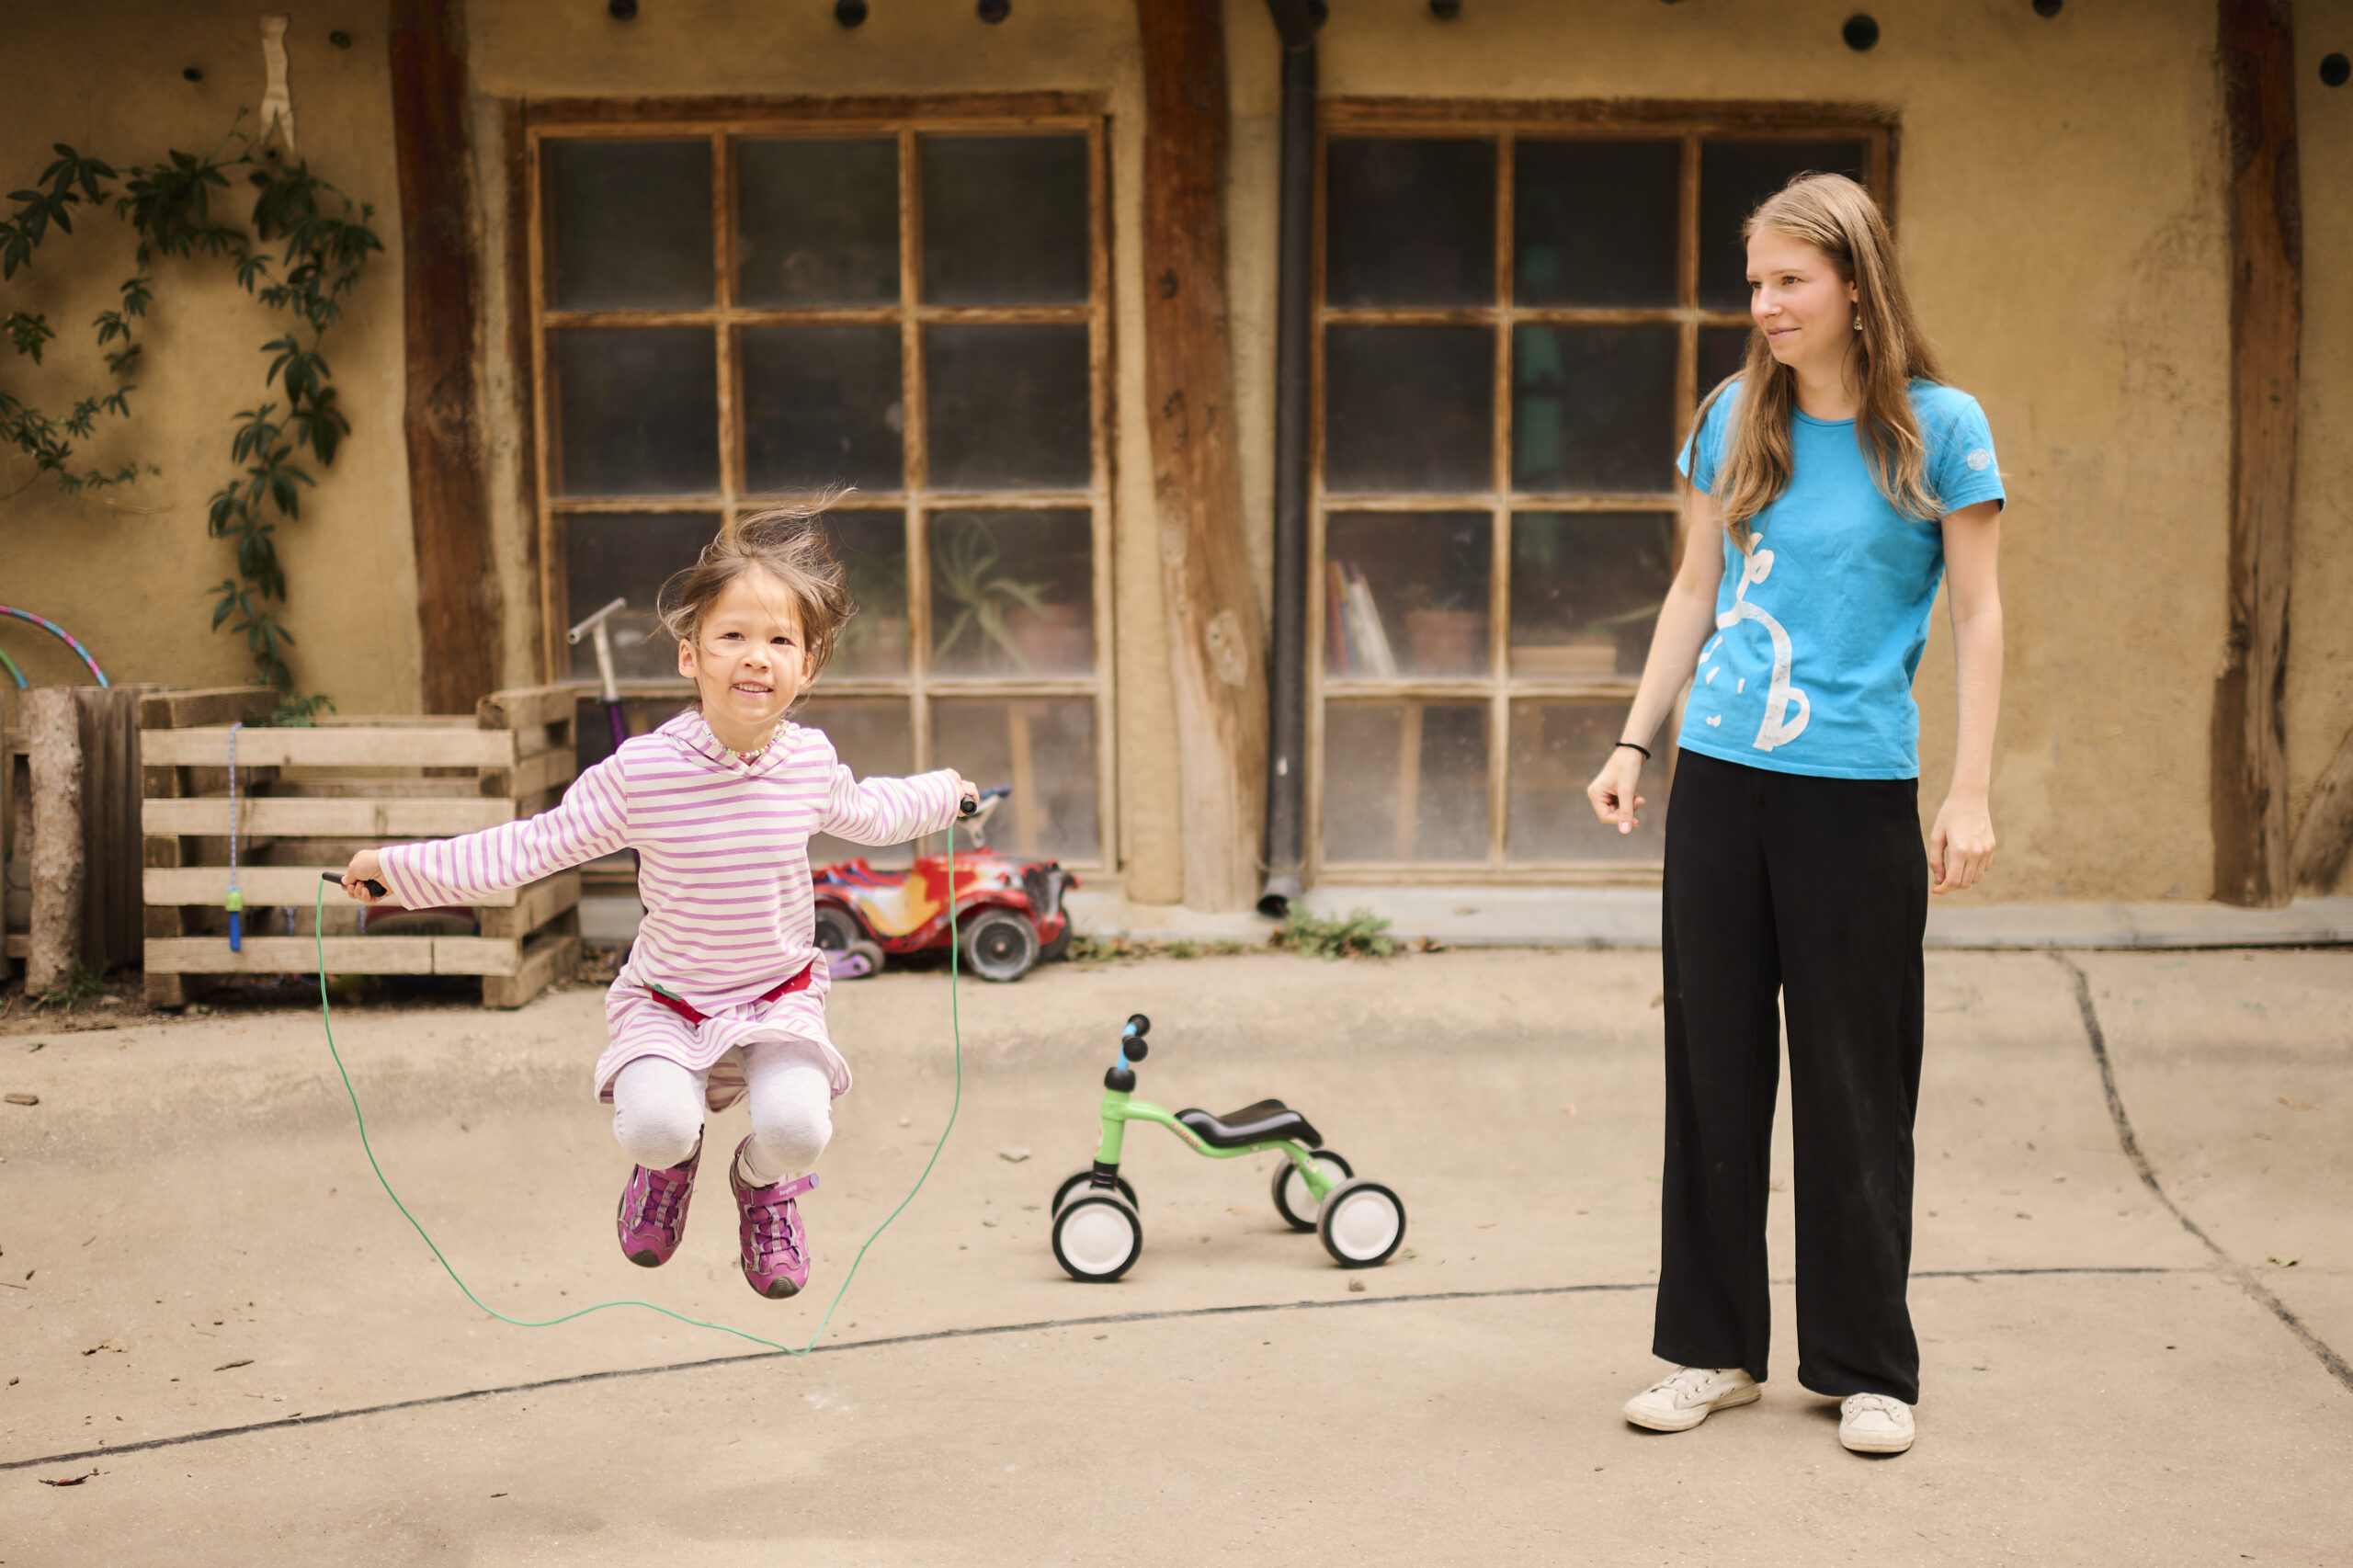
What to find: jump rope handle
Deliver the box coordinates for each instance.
[323,870,389,899]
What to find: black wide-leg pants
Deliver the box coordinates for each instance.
[1654,750,1928,1403]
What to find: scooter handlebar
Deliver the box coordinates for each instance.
[1120,1013,1151,1061]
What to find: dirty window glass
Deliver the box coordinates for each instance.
[920,136,1090,305]
[1514,139,1679,308]
[1512,325,1678,494]
[736,137,900,306]
[1324,513,1491,679]
[545,140,714,311]
[1325,138,1496,307]
[801,698,918,869]
[1509,512,1675,678]
[1698,325,1751,403]
[924,324,1092,490]
[929,698,1098,860]
[740,324,905,494]
[551,328,719,496]
[1506,700,1673,862]
[1324,326,1495,494]
[822,512,910,680]
[1322,701,1491,864]
[563,512,719,681]
[1698,140,1869,309]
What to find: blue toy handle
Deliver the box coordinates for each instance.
[228,909,243,953]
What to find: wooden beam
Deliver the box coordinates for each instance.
[2292,725,2353,893]
[2210,0,2302,906]
[1138,0,1269,912]
[391,0,501,714]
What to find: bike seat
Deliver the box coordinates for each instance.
[1175,1100,1321,1150]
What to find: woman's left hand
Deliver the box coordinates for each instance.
[1928,793,1995,893]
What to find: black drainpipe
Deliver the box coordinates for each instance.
[1257,0,1315,918]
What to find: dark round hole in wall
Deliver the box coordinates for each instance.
[1842,14,1880,51]
[1429,0,1461,18]
[834,0,867,25]
[2032,0,2062,17]
[977,0,1009,22]
[328,28,353,48]
[1308,0,1329,28]
[608,0,637,18]
[183,65,204,82]
[2323,52,2351,87]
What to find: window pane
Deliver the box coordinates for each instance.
[1321,701,1489,863]
[920,135,1090,305]
[925,324,1092,490]
[1324,326,1494,494]
[1324,138,1496,306]
[563,512,719,681]
[824,512,910,680]
[800,698,917,869]
[545,140,713,311]
[1698,140,1869,309]
[1509,512,1674,678]
[740,324,904,493]
[930,699,1098,861]
[928,509,1094,676]
[1698,325,1750,402]
[551,328,719,496]
[1514,139,1679,307]
[1511,325,1677,494]
[1324,513,1489,679]
[736,137,899,307]
[1506,700,1674,862]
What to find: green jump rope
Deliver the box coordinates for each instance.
[311,840,964,1358]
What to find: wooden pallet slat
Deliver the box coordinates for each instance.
[142,796,517,837]
[142,727,519,769]
[141,866,532,908]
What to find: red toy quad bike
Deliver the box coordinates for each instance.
[812,787,1078,983]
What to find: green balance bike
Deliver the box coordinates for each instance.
[1049,1013,1407,1281]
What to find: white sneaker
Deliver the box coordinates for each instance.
[1621,1366,1761,1432]
[1838,1393,1915,1453]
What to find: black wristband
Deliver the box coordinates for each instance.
[1614,740,1652,761]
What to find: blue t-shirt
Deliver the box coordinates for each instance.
[1676,378,2004,780]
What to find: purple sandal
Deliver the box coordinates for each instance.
[730,1138,816,1299]
[616,1141,700,1267]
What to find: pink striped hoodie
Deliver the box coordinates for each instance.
[377,710,961,1104]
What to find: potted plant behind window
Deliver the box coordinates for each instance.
[1400,580,1487,676]
[835,541,910,676]
[932,518,1051,673]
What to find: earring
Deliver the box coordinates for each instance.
[1852,311,1863,331]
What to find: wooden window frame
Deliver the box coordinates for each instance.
[518,94,1118,869]
[1308,99,1897,885]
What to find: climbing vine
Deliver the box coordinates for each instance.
[0,120,381,712]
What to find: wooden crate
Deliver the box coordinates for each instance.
[140,685,584,1009]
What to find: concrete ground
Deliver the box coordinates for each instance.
[1,946,2347,1565]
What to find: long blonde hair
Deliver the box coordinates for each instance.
[1698,173,1944,550]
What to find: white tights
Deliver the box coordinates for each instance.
[609,1040,834,1183]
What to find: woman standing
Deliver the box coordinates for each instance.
[1586,174,2005,1456]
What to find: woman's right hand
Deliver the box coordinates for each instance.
[338,849,387,903]
[1586,747,1646,835]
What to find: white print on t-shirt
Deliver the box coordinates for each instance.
[1717,541,1810,752]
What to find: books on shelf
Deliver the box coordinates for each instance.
[1324,560,1397,678]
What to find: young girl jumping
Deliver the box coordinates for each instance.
[338,508,975,1301]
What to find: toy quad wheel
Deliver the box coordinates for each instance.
[961,907,1040,983]
[1271,1148,1354,1232]
[1051,1168,1139,1214]
[1316,1177,1406,1268]
[1052,1190,1143,1281]
[813,904,885,979]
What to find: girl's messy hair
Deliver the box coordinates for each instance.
[1698,172,1945,550]
[656,494,857,685]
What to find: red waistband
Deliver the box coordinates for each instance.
[643,962,813,1028]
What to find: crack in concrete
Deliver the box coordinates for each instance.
[3,1266,2187,1473]
[2052,949,2353,1392]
